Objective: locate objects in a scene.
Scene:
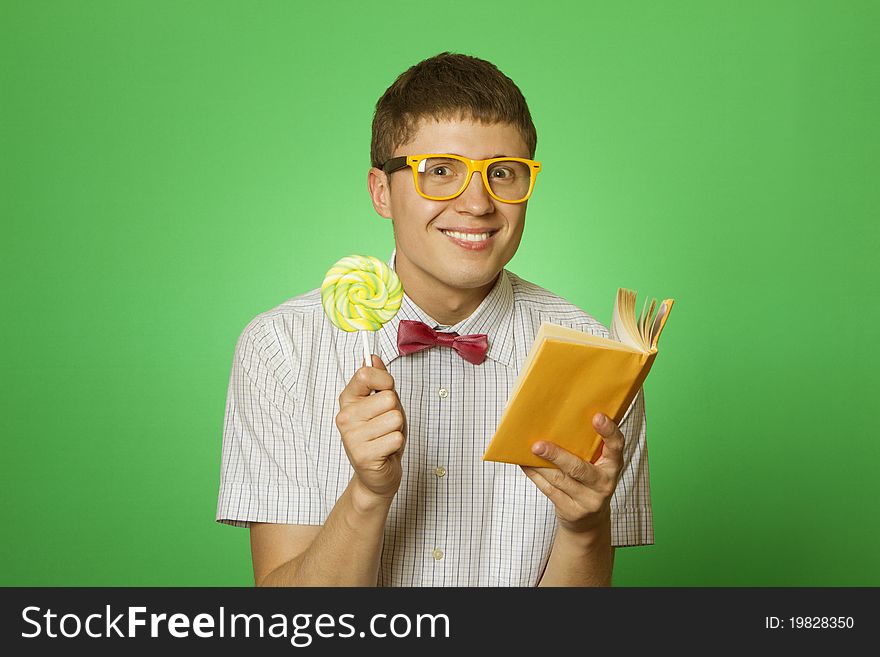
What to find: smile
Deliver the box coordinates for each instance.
[438,228,499,251]
[441,230,494,242]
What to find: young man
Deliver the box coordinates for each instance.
[216,52,652,586]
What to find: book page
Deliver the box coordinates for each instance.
[615,288,672,352]
[612,289,646,351]
[650,299,674,350]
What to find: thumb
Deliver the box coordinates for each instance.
[368,354,387,370]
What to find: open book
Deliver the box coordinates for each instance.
[482,289,674,467]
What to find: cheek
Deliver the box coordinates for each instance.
[503,209,527,232]
[390,189,443,224]
[405,201,447,231]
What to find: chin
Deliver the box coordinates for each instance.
[442,269,499,290]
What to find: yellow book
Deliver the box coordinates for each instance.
[482,288,674,467]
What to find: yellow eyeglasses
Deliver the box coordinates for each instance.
[381,153,542,204]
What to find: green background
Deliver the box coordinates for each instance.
[2,0,878,586]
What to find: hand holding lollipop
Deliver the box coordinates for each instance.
[321,255,403,368]
[324,255,408,500]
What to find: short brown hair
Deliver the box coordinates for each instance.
[370,52,537,169]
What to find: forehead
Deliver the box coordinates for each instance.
[395,116,530,159]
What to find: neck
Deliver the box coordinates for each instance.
[394,253,498,326]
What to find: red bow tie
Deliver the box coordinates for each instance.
[396,319,489,365]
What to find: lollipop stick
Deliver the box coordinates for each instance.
[360,331,372,368]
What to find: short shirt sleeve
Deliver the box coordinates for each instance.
[609,387,654,546]
[215,316,324,528]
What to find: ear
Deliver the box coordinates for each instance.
[368,167,393,219]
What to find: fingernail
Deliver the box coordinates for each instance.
[532,442,546,456]
[596,413,606,427]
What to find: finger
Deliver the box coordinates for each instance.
[345,389,401,424]
[336,389,399,430]
[531,440,601,488]
[520,467,581,517]
[361,354,389,397]
[361,430,406,461]
[526,461,607,505]
[339,356,395,403]
[351,408,406,443]
[592,413,625,468]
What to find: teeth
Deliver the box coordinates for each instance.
[442,230,492,242]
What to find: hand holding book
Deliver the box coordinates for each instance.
[521,408,628,543]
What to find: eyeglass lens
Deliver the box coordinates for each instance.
[416,157,531,201]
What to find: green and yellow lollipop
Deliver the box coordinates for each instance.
[321,255,403,367]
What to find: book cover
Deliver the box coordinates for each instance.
[482,289,674,467]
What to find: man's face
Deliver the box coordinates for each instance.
[370,116,532,300]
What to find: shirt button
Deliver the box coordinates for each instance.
[432,548,444,561]
[434,466,447,478]
[438,387,449,398]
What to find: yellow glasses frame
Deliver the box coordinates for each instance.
[381,153,542,204]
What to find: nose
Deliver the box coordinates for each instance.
[453,170,494,214]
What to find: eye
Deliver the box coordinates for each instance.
[491,167,514,179]
[429,166,451,176]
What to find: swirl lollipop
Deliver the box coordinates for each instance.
[321,255,403,367]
